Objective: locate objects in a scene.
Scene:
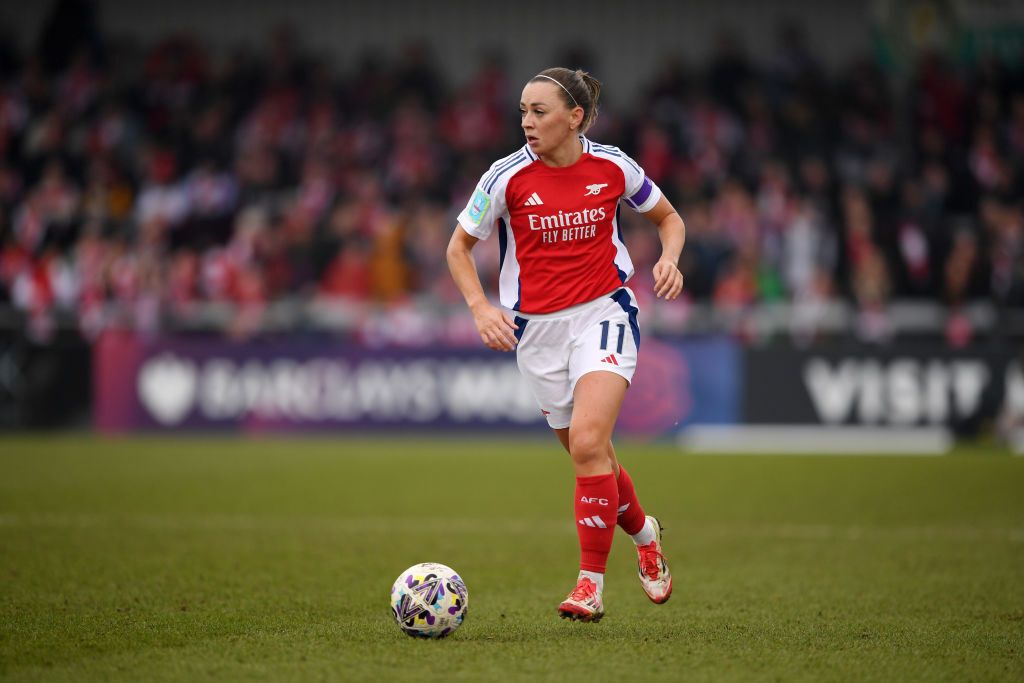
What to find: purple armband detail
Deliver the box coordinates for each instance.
[629,176,653,208]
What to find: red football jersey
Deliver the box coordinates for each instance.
[458,136,661,314]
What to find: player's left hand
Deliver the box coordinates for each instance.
[653,259,684,300]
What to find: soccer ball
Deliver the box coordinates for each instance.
[390,562,469,638]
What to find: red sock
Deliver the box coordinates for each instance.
[575,473,619,573]
[615,465,647,536]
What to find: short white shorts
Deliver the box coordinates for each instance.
[513,287,640,429]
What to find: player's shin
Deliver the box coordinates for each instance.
[614,464,648,536]
[574,473,619,574]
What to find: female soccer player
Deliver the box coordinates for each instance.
[447,67,685,622]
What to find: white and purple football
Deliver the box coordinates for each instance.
[389,562,469,638]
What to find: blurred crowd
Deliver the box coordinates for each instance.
[0,8,1022,344]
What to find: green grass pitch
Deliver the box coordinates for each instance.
[1,436,1022,682]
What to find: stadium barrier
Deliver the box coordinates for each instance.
[744,345,1021,432]
[79,331,1024,452]
[93,332,740,436]
[679,345,1023,453]
[0,329,90,429]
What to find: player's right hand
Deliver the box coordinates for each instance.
[471,303,519,352]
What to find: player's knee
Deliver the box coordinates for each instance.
[568,430,607,466]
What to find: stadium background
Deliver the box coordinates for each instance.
[1,0,1023,449]
[1,2,1023,681]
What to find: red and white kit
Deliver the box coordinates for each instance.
[457,135,661,314]
[457,136,662,428]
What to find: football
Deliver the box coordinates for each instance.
[389,562,469,638]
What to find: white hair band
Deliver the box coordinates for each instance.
[534,74,580,108]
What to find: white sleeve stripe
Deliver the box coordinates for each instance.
[483,153,527,193]
[482,149,528,188]
[595,144,642,175]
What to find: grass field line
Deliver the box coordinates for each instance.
[1,512,1021,543]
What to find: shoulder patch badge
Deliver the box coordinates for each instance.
[467,189,490,226]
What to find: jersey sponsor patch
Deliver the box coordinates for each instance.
[466,189,490,226]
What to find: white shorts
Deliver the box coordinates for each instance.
[513,287,640,429]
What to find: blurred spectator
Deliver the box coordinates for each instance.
[0,16,1021,345]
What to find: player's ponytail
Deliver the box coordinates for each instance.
[530,67,602,134]
[576,69,602,133]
